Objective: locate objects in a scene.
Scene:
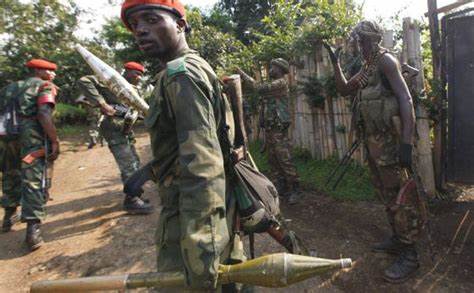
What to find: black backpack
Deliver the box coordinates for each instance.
[0,81,25,137]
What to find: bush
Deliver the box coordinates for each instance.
[54,103,87,125]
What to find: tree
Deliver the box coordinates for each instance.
[0,0,111,102]
[217,0,277,44]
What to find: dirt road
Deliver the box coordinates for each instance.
[1,132,473,292]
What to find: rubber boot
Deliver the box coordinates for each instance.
[372,235,405,255]
[123,196,153,215]
[25,220,44,251]
[383,244,420,283]
[2,207,19,233]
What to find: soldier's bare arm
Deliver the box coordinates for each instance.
[37,105,59,161]
[379,54,416,145]
[167,74,228,289]
[324,44,362,96]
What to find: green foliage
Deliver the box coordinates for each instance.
[0,0,111,103]
[186,7,248,75]
[54,103,87,125]
[217,0,277,44]
[296,0,362,53]
[300,75,337,108]
[57,124,88,138]
[249,0,303,63]
[250,140,375,201]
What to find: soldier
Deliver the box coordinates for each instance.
[75,94,103,149]
[237,60,302,205]
[121,0,246,291]
[0,88,22,234]
[325,21,421,282]
[0,59,61,250]
[77,62,152,215]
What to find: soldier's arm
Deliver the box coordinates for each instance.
[257,78,286,96]
[166,74,227,290]
[324,44,362,96]
[379,54,415,145]
[77,76,115,116]
[236,67,258,88]
[36,82,59,160]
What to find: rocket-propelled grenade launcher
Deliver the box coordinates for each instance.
[30,253,352,292]
[75,44,149,114]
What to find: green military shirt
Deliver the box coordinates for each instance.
[77,75,139,145]
[240,73,291,130]
[145,49,235,289]
[15,77,57,157]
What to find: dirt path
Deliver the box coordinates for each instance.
[1,133,473,292]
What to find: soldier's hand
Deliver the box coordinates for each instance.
[49,140,60,161]
[323,42,342,65]
[100,102,116,116]
[399,143,413,169]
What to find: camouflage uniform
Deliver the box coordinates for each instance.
[14,77,58,221]
[146,49,241,291]
[77,75,140,183]
[240,72,299,195]
[359,52,422,245]
[0,82,22,210]
[85,105,102,146]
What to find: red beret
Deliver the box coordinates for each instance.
[25,59,57,71]
[121,0,186,31]
[124,62,145,73]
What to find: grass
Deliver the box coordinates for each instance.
[57,124,88,138]
[249,140,375,201]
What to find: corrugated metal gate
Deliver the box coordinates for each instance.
[446,10,474,183]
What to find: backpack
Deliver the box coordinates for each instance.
[0,81,25,137]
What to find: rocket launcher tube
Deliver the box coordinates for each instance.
[30,253,351,292]
[75,44,149,114]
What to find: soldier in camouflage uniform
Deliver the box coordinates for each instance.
[0,98,22,233]
[0,59,61,250]
[122,0,246,291]
[325,21,421,282]
[75,95,103,149]
[237,60,302,205]
[77,62,152,215]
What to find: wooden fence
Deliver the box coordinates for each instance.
[248,18,436,195]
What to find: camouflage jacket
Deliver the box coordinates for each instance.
[240,72,291,130]
[77,75,139,140]
[9,77,58,156]
[145,49,235,289]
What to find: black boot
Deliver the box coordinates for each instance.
[123,196,153,215]
[372,235,405,255]
[25,220,44,251]
[383,245,420,283]
[87,137,97,149]
[286,183,303,205]
[2,207,19,233]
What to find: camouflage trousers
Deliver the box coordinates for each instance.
[86,106,102,144]
[154,181,242,292]
[0,137,22,208]
[21,156,49,221]
[108,140,140,184]
[265,128,299,195]
[100,120,140,184]
[365,133,422,245]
